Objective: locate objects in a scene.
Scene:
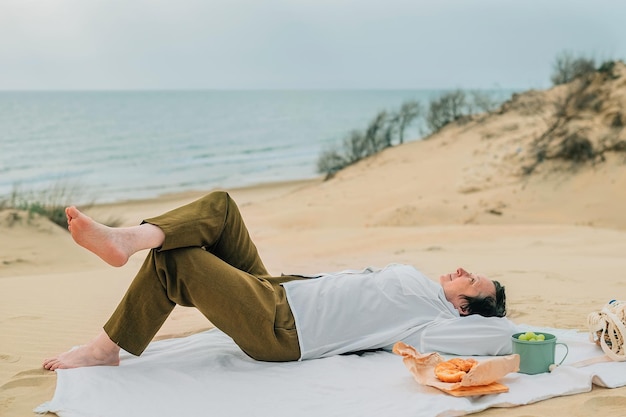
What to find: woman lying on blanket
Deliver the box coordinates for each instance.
[43,191,514,370]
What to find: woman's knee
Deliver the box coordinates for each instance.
[200,190,231,208]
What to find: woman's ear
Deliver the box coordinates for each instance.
[458,304,469,316]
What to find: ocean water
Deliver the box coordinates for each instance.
[0,90,512,204]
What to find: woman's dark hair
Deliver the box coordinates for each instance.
[461,280,507,318]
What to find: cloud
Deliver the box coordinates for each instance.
[1,0,625,89]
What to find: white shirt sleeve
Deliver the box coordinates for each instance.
[417,315,521,356]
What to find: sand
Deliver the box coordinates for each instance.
[3,67,626,416]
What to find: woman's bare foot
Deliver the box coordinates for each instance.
[43,331,121,370]
[66,206,164,267]
[66,206,133,267]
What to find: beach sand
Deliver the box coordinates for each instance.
[3,71,626,415]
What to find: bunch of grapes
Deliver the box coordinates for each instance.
[517,331,546,341]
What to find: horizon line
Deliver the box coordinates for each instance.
[0,86,528,93]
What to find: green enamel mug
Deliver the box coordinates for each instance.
[511,332,569,375]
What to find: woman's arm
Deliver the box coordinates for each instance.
[417,316,520,356]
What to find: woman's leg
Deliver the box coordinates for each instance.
[44,191,292,369]
[143,191,268,276]
[64,206,165,267]
[63,191,266,274]
[43,246,299,369]
[103,247,301,361]
[42,330,121,370]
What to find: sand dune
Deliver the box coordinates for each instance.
[2,65,626,416]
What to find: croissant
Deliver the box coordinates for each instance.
[434,358,478,383]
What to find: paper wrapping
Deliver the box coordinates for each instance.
[392,341,520,392]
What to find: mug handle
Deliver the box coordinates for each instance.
[555,342,569,366]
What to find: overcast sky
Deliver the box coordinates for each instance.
[1,0,625,90]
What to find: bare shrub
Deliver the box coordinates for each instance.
[317,90,506,176]
[425,89,467,133]
[550,51,596,86]
[597,60,620,79]
[523,74,598,174]
[317,102,422,176]
[364,111,390,153]
[393,100,422,144]
[316,147,347,177]
[468,90,499,113]
[554,133,595,162]
[343,130,369,163]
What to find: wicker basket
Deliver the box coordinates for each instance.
[588,300,626,362]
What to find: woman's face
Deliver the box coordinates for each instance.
[439,268,496,315]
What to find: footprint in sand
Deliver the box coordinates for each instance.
[0,368,53,390]
[1,376,49,390]
[0,396,16,414]
[13,368,49,378]
[0,354,20,363]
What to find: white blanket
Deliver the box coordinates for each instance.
[36,327,626,417]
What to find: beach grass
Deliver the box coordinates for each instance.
[0,182,122,229]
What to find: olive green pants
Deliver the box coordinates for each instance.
[103,191,303,361]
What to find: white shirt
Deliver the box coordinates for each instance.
[282,264,519,360]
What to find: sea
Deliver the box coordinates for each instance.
[0,89,514,205]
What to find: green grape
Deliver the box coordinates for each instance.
[518,331,545,342]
